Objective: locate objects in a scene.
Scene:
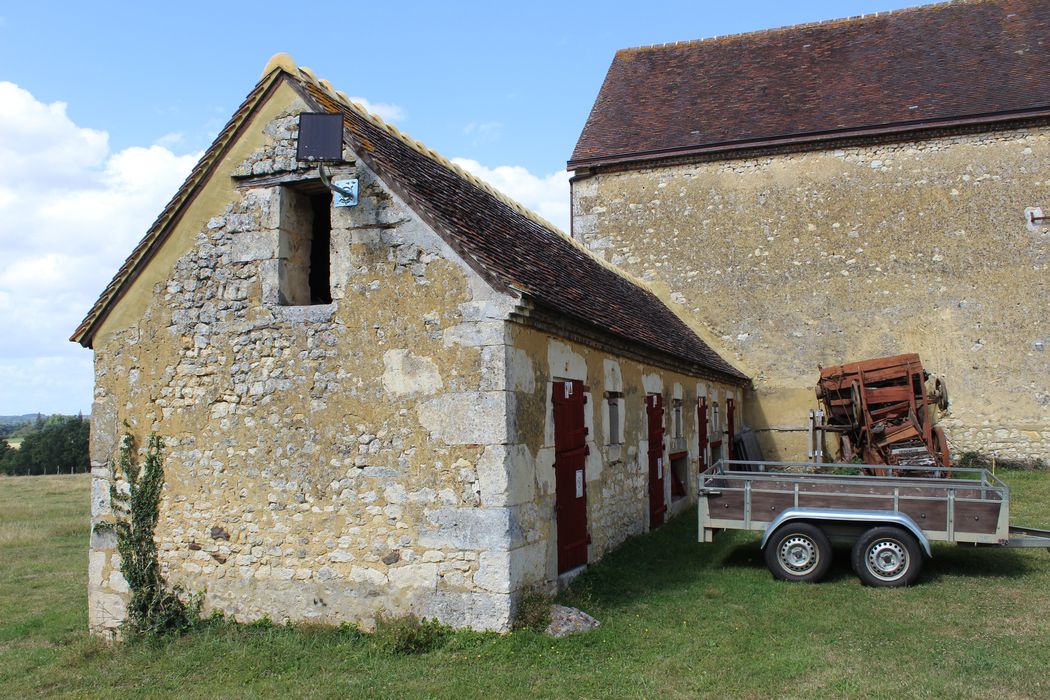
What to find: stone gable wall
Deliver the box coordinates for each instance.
[573,126,1050,463]
[88,109,522,636]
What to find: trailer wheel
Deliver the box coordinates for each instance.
[764,523,832,583]
[852,527,922,587]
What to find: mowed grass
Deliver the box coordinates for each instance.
[1,472,1049,699]
[6,437,23,449]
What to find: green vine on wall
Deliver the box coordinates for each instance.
[95,431,199,636]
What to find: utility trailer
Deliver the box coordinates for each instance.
[698,459,1050,586]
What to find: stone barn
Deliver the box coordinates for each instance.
[570,0,1049,463]
[74,55,747,636]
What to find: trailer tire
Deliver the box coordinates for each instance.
[852,527,922,587]
[764,523,832,583]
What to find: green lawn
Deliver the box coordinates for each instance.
[5,437,22,449]
[1,471,1049,699]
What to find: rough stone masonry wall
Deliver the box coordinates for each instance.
[573,125,1050,463]
[88,109,523,637]
[506,326,743,586]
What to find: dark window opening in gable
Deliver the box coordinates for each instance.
[308,192,332,304]
[278,185,332,306]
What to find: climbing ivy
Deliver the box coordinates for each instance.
[96,431,199,636]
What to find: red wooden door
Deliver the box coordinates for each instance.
[697,396,709,473]
[646,394,666,529]
[553,380,588,573]
[726,397,736,460]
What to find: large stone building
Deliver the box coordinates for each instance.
[74,56,746,636]
[569,0,1049,462]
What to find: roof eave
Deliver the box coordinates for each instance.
[567,106,1050,172]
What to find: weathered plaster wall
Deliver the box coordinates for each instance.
[506,326,743,587]
[88,106,522,637]
[573,126,1050,462]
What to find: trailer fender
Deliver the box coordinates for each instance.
[761,508,932,558]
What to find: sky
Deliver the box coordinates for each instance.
[0,0,921,416]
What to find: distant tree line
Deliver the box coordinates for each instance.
[0,414,90,476]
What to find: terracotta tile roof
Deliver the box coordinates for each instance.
[296,73,746,380]
[569,0,1050,169]
[73,56,746,381]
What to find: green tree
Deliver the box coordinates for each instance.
[1,415,89,475]
[0,438,14,474]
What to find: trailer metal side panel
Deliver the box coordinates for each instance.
[699,460,1009,546]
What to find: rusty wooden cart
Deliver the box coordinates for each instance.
[815,353,950,474]
[698,459,1050,586]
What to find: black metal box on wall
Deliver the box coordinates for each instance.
[296,113,344,162]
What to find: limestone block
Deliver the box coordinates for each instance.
[384,484,407,504]
[91,478,112,517]
[458,300,511,322]
[419,507,518,550]
[274,304,335,324]
[477,444,534,507]
[475,544,544,594]
[387,563,438,591]
[479,345,507,392]
[108,570,130,594]
[546,339,587,382]
[349,566,388,587]
[535,447,556,494]
[508,347,536,393]
[90,396,117,464]
[420,590,512,632]
[642,372,664,395]
[231,230,279,262]
[382,349,443,397]
[259,259,281,304]
[417,392,511,445]
[90,525,116,551]
[90,592,127,631]
[88,550,107,588]
[443,321,506,348]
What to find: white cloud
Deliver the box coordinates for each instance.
[0,82,200,414]
[451,157,570,232]
[0,82,567,415]
[348,96,406,123]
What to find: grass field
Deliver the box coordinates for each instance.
[5,437,22,449]
[1,471,1048,699]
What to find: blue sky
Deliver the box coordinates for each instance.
[0,0,919,415]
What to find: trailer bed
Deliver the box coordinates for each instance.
[699,460,1009,545]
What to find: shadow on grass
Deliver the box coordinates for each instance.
[721,540,1036,582]
[561,505,1038,611]
[922,543,1036,582]
[559,506,751,612]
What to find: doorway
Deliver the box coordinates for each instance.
[646,394,666,529]
[553,380,588,573]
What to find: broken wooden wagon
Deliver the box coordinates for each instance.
[815,353,951,475]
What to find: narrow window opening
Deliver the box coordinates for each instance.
[605,391,624,445]
[278,186,332,306]
[670,454,689,501]
[309,193,332,304]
